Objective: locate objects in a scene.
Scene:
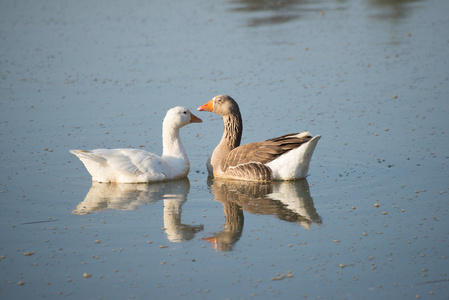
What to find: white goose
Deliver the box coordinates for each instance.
[197,95,320,181]
[70,106,202,183]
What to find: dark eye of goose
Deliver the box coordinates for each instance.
[183,111,187,114]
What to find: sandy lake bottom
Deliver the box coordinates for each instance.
[1,0,448,299]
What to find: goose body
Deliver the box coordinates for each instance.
[70,106,202,183]
[197,95,320,181]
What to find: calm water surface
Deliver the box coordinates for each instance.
[1,0,448,299]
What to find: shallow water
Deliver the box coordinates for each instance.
[1,0,448,299]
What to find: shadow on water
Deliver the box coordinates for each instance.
[72,178,204,242]
[229,0,420,26]
[203,178,321,251]
[229,0,328,26]
[368,0,422,20]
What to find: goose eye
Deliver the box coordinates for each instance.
[183,111,187,114]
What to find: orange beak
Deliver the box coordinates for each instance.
[189,112,203,123]
[197,99,214,112]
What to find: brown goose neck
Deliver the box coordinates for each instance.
[223,113,242,149]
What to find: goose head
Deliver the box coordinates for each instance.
[197,95,240,117]
[164,106,203,128]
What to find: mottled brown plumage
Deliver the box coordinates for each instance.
[198,95,320,181]
[221,133,313,169]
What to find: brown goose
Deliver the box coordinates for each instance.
[197,95,320,181]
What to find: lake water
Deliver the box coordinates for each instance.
[1,0,448,299]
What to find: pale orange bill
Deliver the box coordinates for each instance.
[189,112,203,123]
[197,99,214,112]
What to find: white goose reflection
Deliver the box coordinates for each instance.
[73,178,203,242]
[203,178,321,251]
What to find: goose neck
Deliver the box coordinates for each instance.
[162,124,187,159]
[222,113,242,150]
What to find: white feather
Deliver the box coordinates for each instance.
[266,135,321,180]
[70,106,202,183]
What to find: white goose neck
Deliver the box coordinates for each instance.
[162,122,187,159]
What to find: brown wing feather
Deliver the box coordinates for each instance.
[221,132,312,172]
[225,162,273,181]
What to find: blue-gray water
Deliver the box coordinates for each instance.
[1,0,448,299]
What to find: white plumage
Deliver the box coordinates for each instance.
[70,106,202,183]
[266,134,320,180]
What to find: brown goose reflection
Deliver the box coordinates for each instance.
[72,178,203,242]
[203,178,321,251]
